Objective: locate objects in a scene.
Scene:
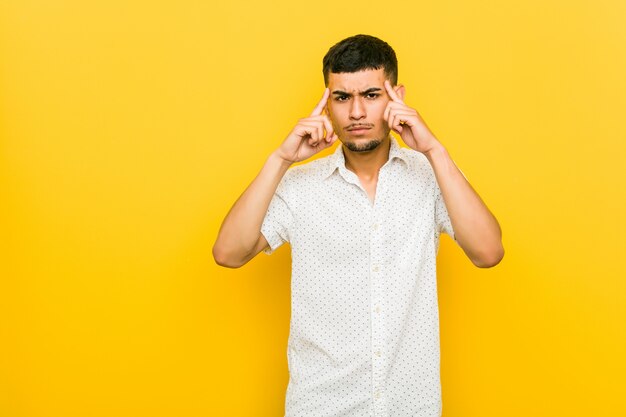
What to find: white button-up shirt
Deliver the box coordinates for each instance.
[261,136,456,417]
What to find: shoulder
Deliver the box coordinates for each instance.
[283,153,335,182]
[276,153,335,194]
[397,145,436,179]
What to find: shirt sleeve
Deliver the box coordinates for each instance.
[434,179,456,242]
[260,179,294,255]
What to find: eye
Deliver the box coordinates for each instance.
[366,93,380,99]
[335,95,349,101]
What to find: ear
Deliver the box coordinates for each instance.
[396,84,406,101]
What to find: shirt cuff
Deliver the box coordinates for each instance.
[260,226,283,255]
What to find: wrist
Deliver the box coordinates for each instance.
[423,143,449,165]
[269,150,295,168]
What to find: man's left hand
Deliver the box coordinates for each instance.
[383,80,441,155]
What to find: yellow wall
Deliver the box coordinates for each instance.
[1,0,625,415]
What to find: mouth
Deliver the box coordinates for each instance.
[347,126,372,135]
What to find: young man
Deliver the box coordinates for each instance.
[213,34,503,417]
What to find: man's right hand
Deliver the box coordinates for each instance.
[213,88,338,268]
[274,88,339,164]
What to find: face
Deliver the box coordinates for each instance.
[325,68,402,153]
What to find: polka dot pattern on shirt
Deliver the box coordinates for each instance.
[261,136,456,417]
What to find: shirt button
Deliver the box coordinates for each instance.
[372,265,379,272]
[375,392,381,399]
[372,223,379,230]
[375,350,381,357]
[375,306,380,313]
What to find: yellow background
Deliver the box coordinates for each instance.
[1,0,625,415]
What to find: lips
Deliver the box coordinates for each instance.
[347,126,372,134]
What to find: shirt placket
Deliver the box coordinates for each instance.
[339,159,392,417]
[369,169,389,417]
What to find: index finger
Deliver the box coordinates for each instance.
[309,88,330,117]
[384,80,404,104]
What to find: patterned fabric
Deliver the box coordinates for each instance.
[261,135,456,417]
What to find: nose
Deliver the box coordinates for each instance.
[349,97,366,120]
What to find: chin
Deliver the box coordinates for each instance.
[339,129,388,152]
[344,138,383,153]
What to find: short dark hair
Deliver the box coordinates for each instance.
[322,34,398,87]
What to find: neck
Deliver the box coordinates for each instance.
[342,135,392,180]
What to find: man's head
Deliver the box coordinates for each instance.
[322,34,404,153]
[322,34,398,87]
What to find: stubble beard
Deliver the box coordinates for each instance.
[344,139,382,152]
[343,129,389,153]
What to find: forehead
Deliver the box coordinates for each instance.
[328,68,387,92]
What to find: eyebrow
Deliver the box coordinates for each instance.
[331,87,382,96]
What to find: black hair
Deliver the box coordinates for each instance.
[322,34,398,86]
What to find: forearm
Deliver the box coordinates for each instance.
[213,151,292,264]
[425,144,504,268]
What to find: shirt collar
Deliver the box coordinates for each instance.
[322,135,409,180]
